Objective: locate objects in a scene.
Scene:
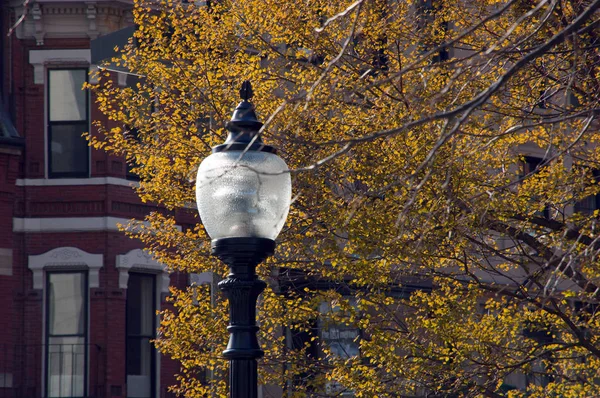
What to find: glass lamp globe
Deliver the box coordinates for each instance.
[196,81,292,242]
[196,149,291,240]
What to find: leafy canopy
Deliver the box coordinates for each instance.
[90,0,600,396]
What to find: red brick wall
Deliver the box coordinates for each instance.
[0,150,22,393]
[1,5,202,395]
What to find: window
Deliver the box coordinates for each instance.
[575,169,600,215]
[48,69,89,178]
[125,127,141,181]
[319,300,360,360]
[46,271,88,398]
[523,321,554,387]
[126,273,156,398]
[319,299,360,397]
[522,156,551,219]
[416,0,450,63]
[288,319,319,393]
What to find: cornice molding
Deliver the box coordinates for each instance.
[12,1,133,45]
[116,249,171,293]
[28,246,103,289]
[29,49,91,84]
[16,176,138,187]
[14,216,139,232]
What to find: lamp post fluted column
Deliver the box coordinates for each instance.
[214,238,273,398]
[195,81,292,398]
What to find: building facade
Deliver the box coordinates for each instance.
[0,1,200,397]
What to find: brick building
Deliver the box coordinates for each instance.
[0,1,201,397]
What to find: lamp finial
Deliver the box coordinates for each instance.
[240,80,253,101]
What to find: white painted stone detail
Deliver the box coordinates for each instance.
[86,2,98,39]
[0,248,13,276]
[16,177,139,187]
[28,247,103,289]
[29,49,91,85]
[13,216,182,233]
[189,272,213,286]
[12,1,133,44]
[0,373,13,388]
[116,249,170,293]
[15,216,132,233]
[32,3,44,45]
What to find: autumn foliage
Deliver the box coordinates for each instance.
[90,0,600,396]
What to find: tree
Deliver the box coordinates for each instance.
[90,0,600,396]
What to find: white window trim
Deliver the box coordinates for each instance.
[29,49,91,85]
[29,49,92,179]
[47,68,91,179]
[28,246,103,290]
[30,246,101,398]
[115,249,170,294]
[116,249,168,398]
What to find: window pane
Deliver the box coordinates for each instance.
[127,274,154,336]
[126,274,155,398]
[126,337,152,376]
[50,124,88,175]
[46,273,87,398]
[48,273,85,335]
[575,195,597,214]
[49,70,87,122]
[523,156,543,175]
[47,336,85,398]
[575,169,600,215]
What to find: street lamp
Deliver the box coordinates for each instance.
[195,81,292,398]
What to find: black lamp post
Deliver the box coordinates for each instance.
[195,81,292,398]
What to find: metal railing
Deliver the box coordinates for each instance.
[0,344,103,398]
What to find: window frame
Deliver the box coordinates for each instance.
[574,168,600,215]
[44,270,89,398]
[47,68,90,179]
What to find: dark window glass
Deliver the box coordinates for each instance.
[522,156,550,219]
[416,0,449,63]
[49,124,89,176]
[575,169,600,215]
[126,273,156,398]
[126,337,153,376]
[48,69,89,178]
[523,156,543,176]
[125,128,141,181]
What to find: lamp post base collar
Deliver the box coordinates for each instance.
[212,237,275,270]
